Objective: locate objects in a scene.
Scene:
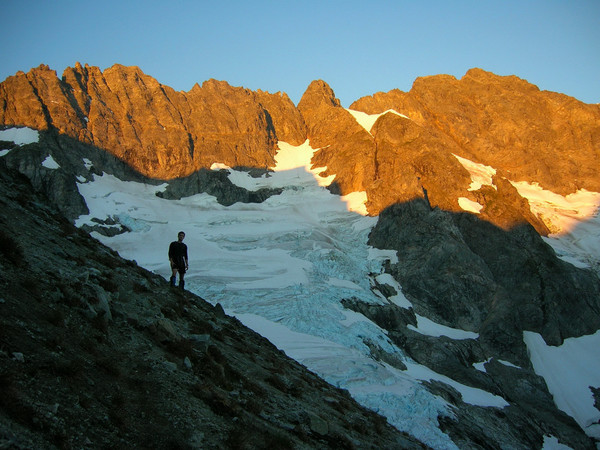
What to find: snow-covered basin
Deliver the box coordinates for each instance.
[76,140,512,449]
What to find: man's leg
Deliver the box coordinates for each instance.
[179,268,185,290]
[170,266,178,287]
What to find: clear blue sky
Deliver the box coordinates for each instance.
[1,0,599,106]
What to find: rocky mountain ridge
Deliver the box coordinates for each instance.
[2,63,599,233]
[0,63,305,179]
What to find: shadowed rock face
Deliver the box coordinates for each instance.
[0,131,286,223]
[362,199,600,449]
[1,64,598,232]
[368,200,600,351]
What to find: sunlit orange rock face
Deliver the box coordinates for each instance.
[0,63,306,179]
[351,68,600,197]
[1,64,598,234]
[298,80,473,216]
[300,69,599,233]
[298,80,378,198]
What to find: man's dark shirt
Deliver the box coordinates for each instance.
[169,241,188,269]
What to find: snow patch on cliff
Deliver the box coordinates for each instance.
[409,314,479,340]
[453,154,497,191]
[42,155,60,169]
[452,153,600,271]
[510,181,600,271]
[346,109,410,134]
[458,197,484,214]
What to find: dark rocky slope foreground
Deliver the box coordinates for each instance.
[0,161,424,449]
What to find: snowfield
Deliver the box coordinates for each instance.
[525,330,600,440]
[68,139,600,447]
[75,140,509,448]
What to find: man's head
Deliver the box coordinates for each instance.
[178,231,185,242]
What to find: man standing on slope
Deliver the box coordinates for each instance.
[169,231,188,289]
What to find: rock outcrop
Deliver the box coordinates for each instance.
[298,80,377,197]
